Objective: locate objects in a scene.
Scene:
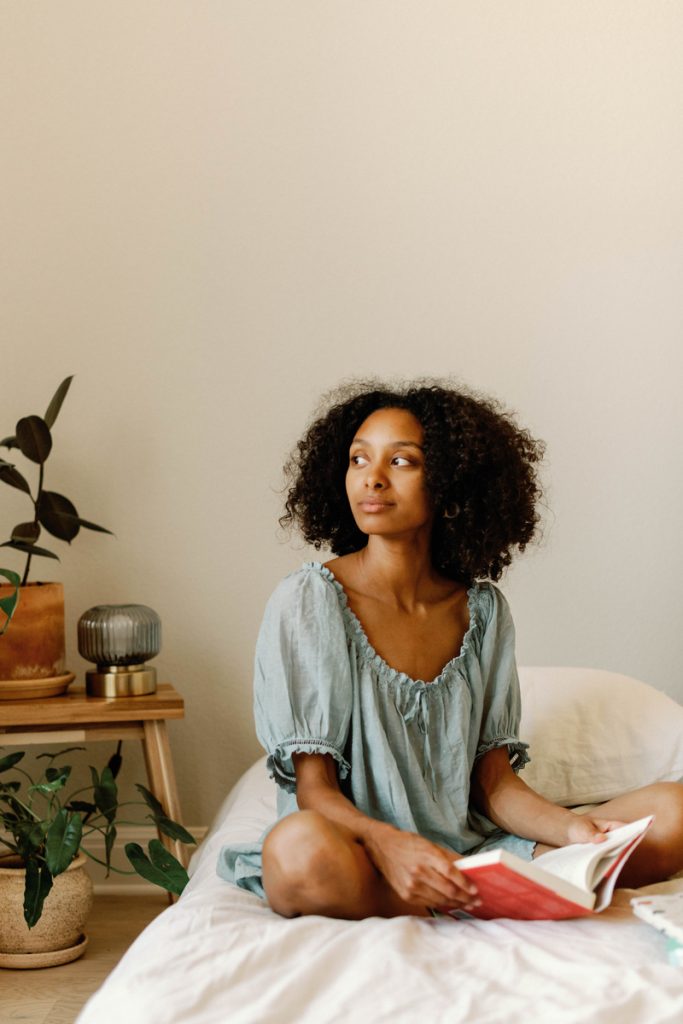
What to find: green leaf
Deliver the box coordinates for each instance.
[24,860,54,929]
[45,809,83,875]
[125,841,188,896]
[157,815,197,846]
[65,799,96,817]
[134,785,195,845]
[11,522,40,545]
[14,819,46,852]
[29,764,71,794]
[0,751,24,773]
[93,765,117,823]
[34,493,112,543]
[0,779,21,792]
[0,793,35,822]
[0,567,21,587]
[76,518,114,536]
[0,592,18,618]
[36,491,80,542]
[15,416,52,465]
[104,824,117,875]
[0,793,27,817]
[0,568,21,635]
[148,839,189,893]
[107,746,123,780]
[45,764,72,788]
[0,540,60,560]
[148,838,185,873]
[135,784,165,817]
[43,376,74,430]
[0,460,31,495]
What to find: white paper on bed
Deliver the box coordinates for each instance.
[77,757,683,1024]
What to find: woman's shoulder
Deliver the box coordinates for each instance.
[264,561,343,618]
[470,580,513,628]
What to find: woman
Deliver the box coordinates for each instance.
[218,381,683,918]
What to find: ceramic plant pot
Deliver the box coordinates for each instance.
[0,582,69,696]
[0,853,93,968]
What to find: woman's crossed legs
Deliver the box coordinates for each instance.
[263,783,683,919]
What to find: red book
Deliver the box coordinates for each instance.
[450,816,653,921]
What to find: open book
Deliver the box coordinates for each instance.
[449,816,653,920]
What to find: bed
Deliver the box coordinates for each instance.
[77,668,683,1024]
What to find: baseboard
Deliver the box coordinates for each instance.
[81,823,208,894]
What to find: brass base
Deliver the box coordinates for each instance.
[86,664,157,697]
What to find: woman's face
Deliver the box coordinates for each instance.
[345,407,433,538]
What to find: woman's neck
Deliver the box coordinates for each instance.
[352,537,442,612]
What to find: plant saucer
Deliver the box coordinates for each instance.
[0,933,88,970]
[0,672,75,701]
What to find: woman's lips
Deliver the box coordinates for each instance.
[358,500,394,512]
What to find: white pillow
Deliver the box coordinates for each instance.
[518,667,683,807]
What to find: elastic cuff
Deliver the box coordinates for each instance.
[266,739,351,794]
[475,737,530,773]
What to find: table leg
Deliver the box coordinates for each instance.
[141,719,187,868]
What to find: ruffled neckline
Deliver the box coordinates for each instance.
[305,561,482,690]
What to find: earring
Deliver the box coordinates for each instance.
[443,504,460,520]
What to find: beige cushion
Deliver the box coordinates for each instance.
[519,667,683,806]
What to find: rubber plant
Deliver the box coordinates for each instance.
[0,744,196,927]
[0,376,112,634]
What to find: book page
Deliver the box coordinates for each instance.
[533,816,652,892]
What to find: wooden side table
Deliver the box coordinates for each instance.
[0,683,187,869]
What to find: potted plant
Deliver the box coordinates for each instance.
[0,743,195,967]
[0,376,112,694]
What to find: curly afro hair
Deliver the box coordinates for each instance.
[281,379,545,584]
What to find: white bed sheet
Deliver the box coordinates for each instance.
[77,758,683,1024]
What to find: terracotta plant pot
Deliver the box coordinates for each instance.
[0,581,65,681]
[0,853,93,968]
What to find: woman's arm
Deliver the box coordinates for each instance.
[293,752,480,909]
[471,747,622,847]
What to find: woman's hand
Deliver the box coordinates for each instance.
[472,747,630,850]
[565,814,626,845]
[364,823,479,912]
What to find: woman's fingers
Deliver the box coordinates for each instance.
[392,861,473,907]
[374,830,479,909]
[445,862,478,898]
[592,818,627,832]
[569,815,628,844]
[420,852,479,907]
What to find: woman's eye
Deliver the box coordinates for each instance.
[392,456,412,466]
[350,454,368,466]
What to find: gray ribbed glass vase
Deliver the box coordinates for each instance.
[78,604,161,697]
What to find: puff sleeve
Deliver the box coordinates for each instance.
[474,584,529,772]
[253,568,353,793]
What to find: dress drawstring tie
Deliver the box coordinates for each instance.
[402,689,438,800]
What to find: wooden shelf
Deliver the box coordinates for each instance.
[0,682,183,727]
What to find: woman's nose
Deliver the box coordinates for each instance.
[365,469,387,489]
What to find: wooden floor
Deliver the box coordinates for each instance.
[2,892,168,1024]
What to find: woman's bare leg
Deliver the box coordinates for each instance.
[262,810,430,919]
[533,782,683,886]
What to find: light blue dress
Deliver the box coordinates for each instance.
[217,562,534,898]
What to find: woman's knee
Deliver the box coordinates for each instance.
[649,783,683,872]
[264,810,351,873]
[629,782,683,880]
[262,811,363,915]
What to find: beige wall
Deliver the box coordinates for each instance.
[2,2,682,828]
